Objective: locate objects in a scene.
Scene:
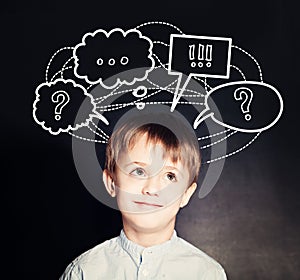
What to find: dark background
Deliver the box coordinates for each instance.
[3,0,299,279]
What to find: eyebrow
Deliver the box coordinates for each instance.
[124,161,148,168]
[163,165,184,177]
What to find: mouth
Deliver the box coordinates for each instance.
[133,201,163,208]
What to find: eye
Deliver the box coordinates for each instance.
[130,167,146,177]
[166,172,177,182]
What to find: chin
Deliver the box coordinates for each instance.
[121,203,179,232]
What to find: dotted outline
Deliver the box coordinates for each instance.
[194,76,213,91]
[205,132,261,164]
[96,100,204,112]
[45,47,74,82]
[94,86,204,105]
[152,53,169,71]
[200,130,237,149]
[153,41,170,47]
[198,129,231,140]
[135,21,184,34]
[50,66,73,82]
[232,45,263,82]
[230,64,246,81]
[60,57,74,79]
[90,120,109,139]
[68,131,107,143]
[86,124,109,140]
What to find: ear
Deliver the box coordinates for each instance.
[179,183,197,208]
[103,169,116,197]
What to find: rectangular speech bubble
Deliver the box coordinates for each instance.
[168,34,232,111]
[168,34,232,78]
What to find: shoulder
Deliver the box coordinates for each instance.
[71,236,120,266]
[174,237,227,279]
[59,236,121,280]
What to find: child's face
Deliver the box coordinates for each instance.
[103,133,197,231]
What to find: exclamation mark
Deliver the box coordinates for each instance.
[205,45,212,67]
[189,44,196,67]
[197,44,204,67]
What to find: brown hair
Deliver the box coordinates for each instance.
[105,115,201,184]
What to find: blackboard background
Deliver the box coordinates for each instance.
[3,0,299,279]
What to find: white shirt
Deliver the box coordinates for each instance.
[60,230,227,280]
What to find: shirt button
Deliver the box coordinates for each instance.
[142,269,149,276]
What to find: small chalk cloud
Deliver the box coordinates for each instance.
[73,28,155,88]
[33,79,108,135]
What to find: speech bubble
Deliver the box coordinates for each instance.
[168,34,232,111]
[73,28,155,89]
[193,81,284,133]
[33,79,108,135]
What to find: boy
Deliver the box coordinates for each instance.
[60,113,227,279]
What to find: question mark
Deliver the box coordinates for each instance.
[51,91,70,121]
[234,87,253,121]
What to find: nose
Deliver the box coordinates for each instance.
[141,175,161,196]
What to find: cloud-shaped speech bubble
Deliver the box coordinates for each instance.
[33,79,108,135]
[193,81,283,132]
[73,28,155,89]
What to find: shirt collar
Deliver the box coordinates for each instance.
[118,229,178,266]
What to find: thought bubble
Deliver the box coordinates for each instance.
[193,81,283,132]
[33,79,108,135]
[168,34,232,111]
[73,28,155,88]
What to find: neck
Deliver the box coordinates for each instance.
[122,216,176,247]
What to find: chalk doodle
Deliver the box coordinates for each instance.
[32,21,284,202]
